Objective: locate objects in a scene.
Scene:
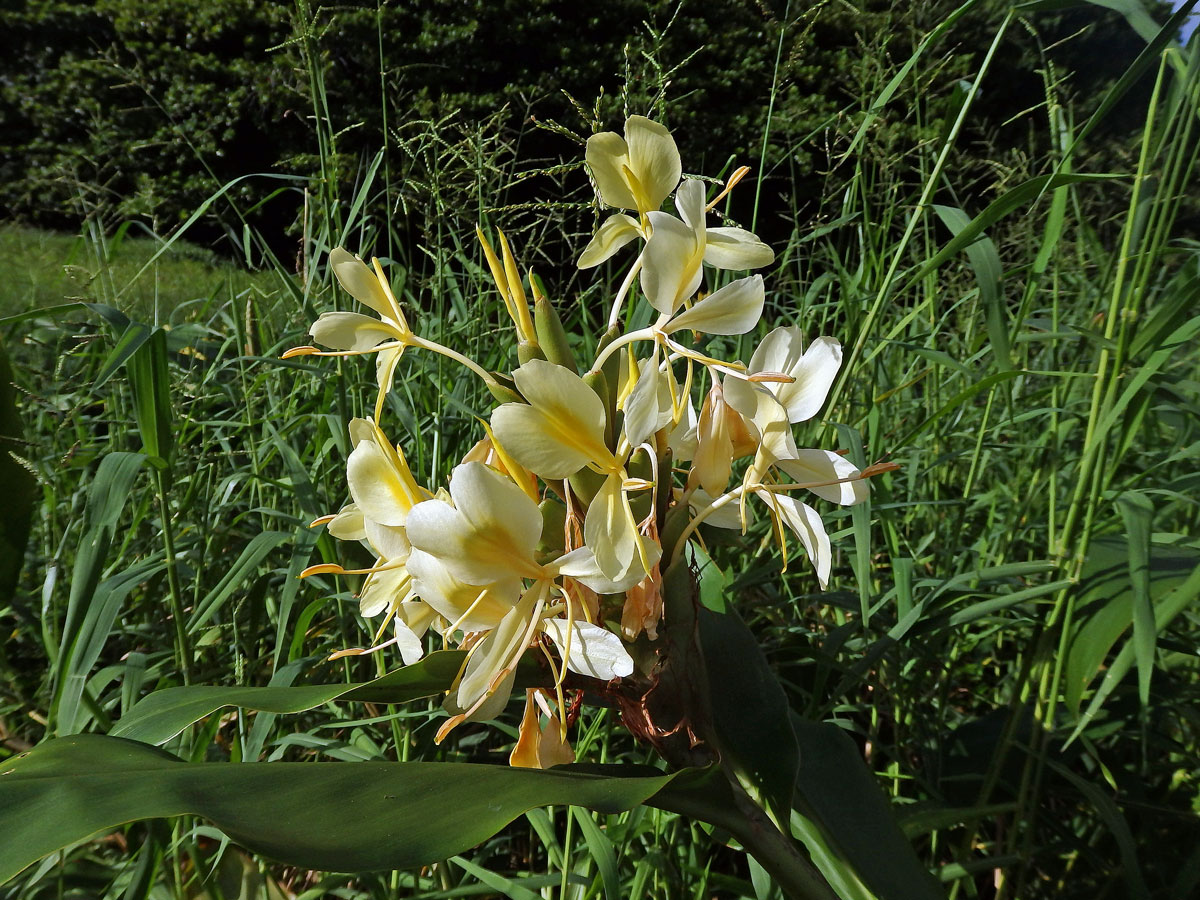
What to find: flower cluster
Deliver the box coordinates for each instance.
[287,116,886,767]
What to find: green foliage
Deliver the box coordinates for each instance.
[2,1,1200,899]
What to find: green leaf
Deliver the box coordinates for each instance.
[907,175,1121,292]
[92,321,152,389]
[53,452,148,732]
[186,530,292,632]
[571,808,620,900]
[932,205,1010,371]
[1065,536,1200,718]
[791,718,945,900]
[111,650,468,745]
[0,734,692,883]
[125,328,174,468]
[0,339,35,604]
[696,557,799,830]
[1116,492,1156,705]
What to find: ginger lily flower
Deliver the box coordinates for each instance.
[490,359,657,580]
[405,461,640,737]
[286,248,501,409]
[642,180,773,316]
[727,327,843,425]
[586,115,682,216]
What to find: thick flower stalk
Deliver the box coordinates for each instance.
[288,115,895,769]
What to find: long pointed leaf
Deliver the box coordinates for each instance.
[111,650,468,744]
[0,734,694,882]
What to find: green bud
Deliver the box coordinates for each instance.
[486,372,523,404]
[583,369,615,450]
[531,278,577,373]
[516,339,546,365]
[536,498,567,555]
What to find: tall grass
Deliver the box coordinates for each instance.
[2,2,1199,898]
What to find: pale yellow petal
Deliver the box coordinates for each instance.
[310,311,398,351]
[641,212,704,315]
[771,495,832,589]
[624,115,681,212]
[406,548,519,632]
[456,587,538,710]
[664,275,764,336]
[578,214,642,268]
[704,227,775,270]
[358,562,410,618]
[585,131,638,210]
[327,504,366,541]
[584,472,638,579]
[406,462,544,584]
[347,438,417,527]
[330,248,392,317]
[493,360,612,478]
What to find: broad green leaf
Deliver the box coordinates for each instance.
[125,328,173,468]
[1065,536,1200,715]
[93,321,152,389]
[56,558,167,736]
[791,718,945,900]
[111,650,468,744]
[571,807,621,900]
[53,452,148,732]
[0,734,692,883]
[695,557,799,830]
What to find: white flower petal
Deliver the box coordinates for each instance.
[776,337,842,423]
[687,488,742,529]
[392,616,426,666]
[778,450,868,506]
[554,545,659,594]
[622,356,670,448]
[771,495,832,589]
[542,618,634,680]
